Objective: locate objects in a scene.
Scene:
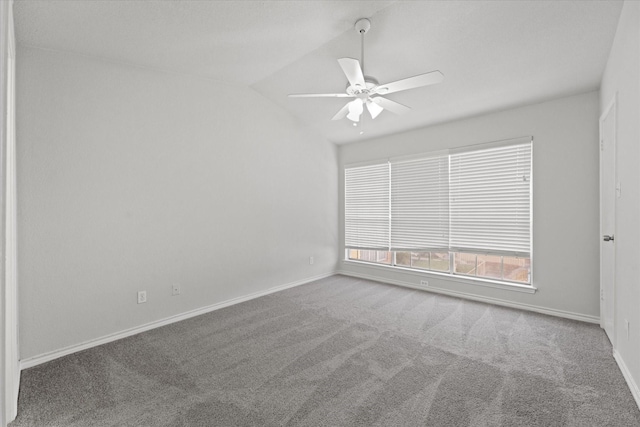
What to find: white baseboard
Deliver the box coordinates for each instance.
[337,270,600,324]
[20,272,335,371]
[614,350,640,410]
[19,269,601,371]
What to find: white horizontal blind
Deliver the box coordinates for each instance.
[390,155,449,251]
[345,162,390,250]
[449,141,532,256]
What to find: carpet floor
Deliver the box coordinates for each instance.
[9,275,640,426]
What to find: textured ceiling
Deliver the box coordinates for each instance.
[14,0,623,144]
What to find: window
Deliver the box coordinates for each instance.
[449,142,531,257]
[344,163,389,251]
[347,250,392,265]
[344,137,532,285]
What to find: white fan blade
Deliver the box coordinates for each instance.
[371,96,411,115]
[338,58,366,90]
[346,98,364,122]
[331,102,351,121]
[375,71,444,95]
[366,99,384,119]
[289,93,353,98]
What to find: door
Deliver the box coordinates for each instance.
[600,97,616,345]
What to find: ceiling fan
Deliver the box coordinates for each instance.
[288,18,444,123]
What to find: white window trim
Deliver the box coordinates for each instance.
[342,259,537,294]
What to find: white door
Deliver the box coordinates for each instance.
[600,97,616,345]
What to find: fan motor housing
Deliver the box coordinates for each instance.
[346,76,378,96]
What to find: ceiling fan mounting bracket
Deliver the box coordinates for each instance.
[354,18,371,34]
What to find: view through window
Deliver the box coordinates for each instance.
[346,250,530,284]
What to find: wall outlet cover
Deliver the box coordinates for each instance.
[137,291,147,304]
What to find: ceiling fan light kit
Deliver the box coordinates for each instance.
[288,18,444,126]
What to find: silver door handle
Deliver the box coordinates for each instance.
[603,235,614,242]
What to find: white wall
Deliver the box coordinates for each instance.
[600,0,640,403]
[339,91,601,320]
[16,46,338,361]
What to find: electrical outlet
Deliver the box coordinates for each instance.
[137,291,147,304]
[420,280,429,286]
[172,284,181,296]
[309,256,314,265]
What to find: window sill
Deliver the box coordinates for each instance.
[342,260,537,294]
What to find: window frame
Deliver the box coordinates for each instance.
[343,137,533,289]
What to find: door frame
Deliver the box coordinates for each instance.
[599,93,617,345]
[1,0,18,423]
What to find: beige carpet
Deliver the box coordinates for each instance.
[10,275,640,426]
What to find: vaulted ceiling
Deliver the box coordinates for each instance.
[14,0,623,144]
